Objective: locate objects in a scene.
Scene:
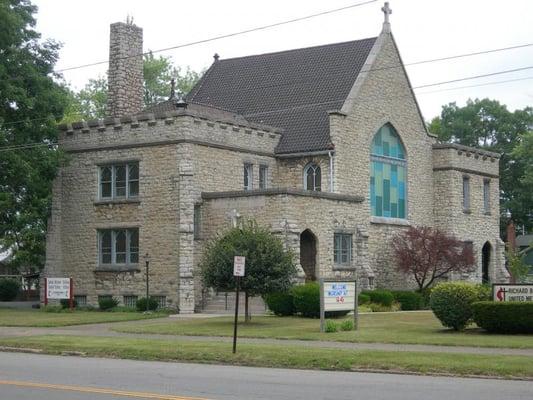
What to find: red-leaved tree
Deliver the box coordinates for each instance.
[392,226,476,292]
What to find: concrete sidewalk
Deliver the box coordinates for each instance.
[1,316,532,357]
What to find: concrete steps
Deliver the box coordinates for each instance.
[201,292,267,314]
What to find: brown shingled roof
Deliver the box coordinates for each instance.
[185,37,377,154]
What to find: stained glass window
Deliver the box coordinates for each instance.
[370,124,406,219]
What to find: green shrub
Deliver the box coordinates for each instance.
[136,297,159,312]
[42,305,63,313]
[362,289,394,307]
[0,278,20,301]
[340,319,354,331]
[473,301,533,334]
[264,292,295,316]
[358,293,370,305]
[430,282,487,330]
[98,297,119,311]
[324,320,338,333]
[391,291,423,310]
[292,282,320,318]
[60,299,78,309]
[291,283,350,318]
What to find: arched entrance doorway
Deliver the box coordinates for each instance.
[482,241,491,284]
[300,229,317,281]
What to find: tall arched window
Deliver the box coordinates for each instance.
[370,124,406,218]
[304,163,321,191]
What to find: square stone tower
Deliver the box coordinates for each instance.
[106,21,144,118]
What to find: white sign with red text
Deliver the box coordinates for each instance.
[233,256,245,277]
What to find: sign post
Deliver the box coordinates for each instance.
[319,279,357,332]
[232,256,245,354]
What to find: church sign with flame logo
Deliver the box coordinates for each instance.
[493,284,533,302]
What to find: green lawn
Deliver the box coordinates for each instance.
[0,335,531,378]
[113,311,533,349]
[0,309,167,327]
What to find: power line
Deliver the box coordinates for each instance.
[2,73,532,153]
[55,0,377,73]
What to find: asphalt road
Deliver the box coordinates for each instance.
[0,352,532,400]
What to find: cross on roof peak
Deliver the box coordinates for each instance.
[381,2,392,32]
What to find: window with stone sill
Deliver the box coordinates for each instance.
[123,295,138,308]
[304,163,321,191]
[370,124,407,219]
[483,179,490,214]
[462,175,470,212]
[99,163,139,200]
[334,233,352,266]
[244,163,253,190]
[259,165,268,189]
[98,228,139,267]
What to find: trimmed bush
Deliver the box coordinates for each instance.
[98,297,119,311]
[292,282,320,318]
[362,289,394,307]
[473,301,533,334]
[340,319,354,331]
[324,320,338,333]
[60,298,78,309]
[136,297,159,312]
[0,278,20,301]
[430,282,487,330]
[264,292,295,316]
[291,283,350,318]
[358,293,370,305]
[391,291,423,310]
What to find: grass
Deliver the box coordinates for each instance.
[0,335,531,379]
[113,311,533,349]
[0,308,167,327]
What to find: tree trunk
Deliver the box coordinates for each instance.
[244,292,251,322]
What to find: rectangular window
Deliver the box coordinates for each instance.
[123,295,138,308]
[244,163,253,190]
[259,165,268,189]
[99,162,139,200]
[98,228,139,266]
[333,233,352,266]
[462,176,470,212]
[194,204,201,239]
[152,296,166,308]
[483,179,490,213]
[74,295,87,306]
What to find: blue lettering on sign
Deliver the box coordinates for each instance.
[331,284,347,290]
[328,290,348,296]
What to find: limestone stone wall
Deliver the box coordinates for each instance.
[199,191,371,307]
[275,155,332,191]
[107,22,144,118]
[432,146,508,283]
[328,32,435,288]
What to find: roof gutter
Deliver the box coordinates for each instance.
[276,150,333,159]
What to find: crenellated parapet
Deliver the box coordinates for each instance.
[432,143,500,178]
[57,108,282,156]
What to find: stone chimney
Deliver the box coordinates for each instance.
[106,22,144,118]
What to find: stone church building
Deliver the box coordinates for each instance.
[43,5,509,312]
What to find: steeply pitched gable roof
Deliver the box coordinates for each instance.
[186,37,377,154]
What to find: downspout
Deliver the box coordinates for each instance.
[328,151,334,192]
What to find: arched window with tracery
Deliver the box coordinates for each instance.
[370,124,406,219]
[304,163,321,191]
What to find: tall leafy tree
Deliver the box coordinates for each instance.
[428,99,533,232]
[64,53,201,121]
[0,0,69,270]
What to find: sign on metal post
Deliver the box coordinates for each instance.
[233,256,245,277]
[320,279,357,332]
[493,284,533,302]
[232,256,245,353]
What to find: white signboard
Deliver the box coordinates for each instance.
[46,278,71,299]
[493,284,533,302]
[233,256,245,277]
[323,281,356,311]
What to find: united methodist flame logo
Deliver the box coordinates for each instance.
[496,287,507,302]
